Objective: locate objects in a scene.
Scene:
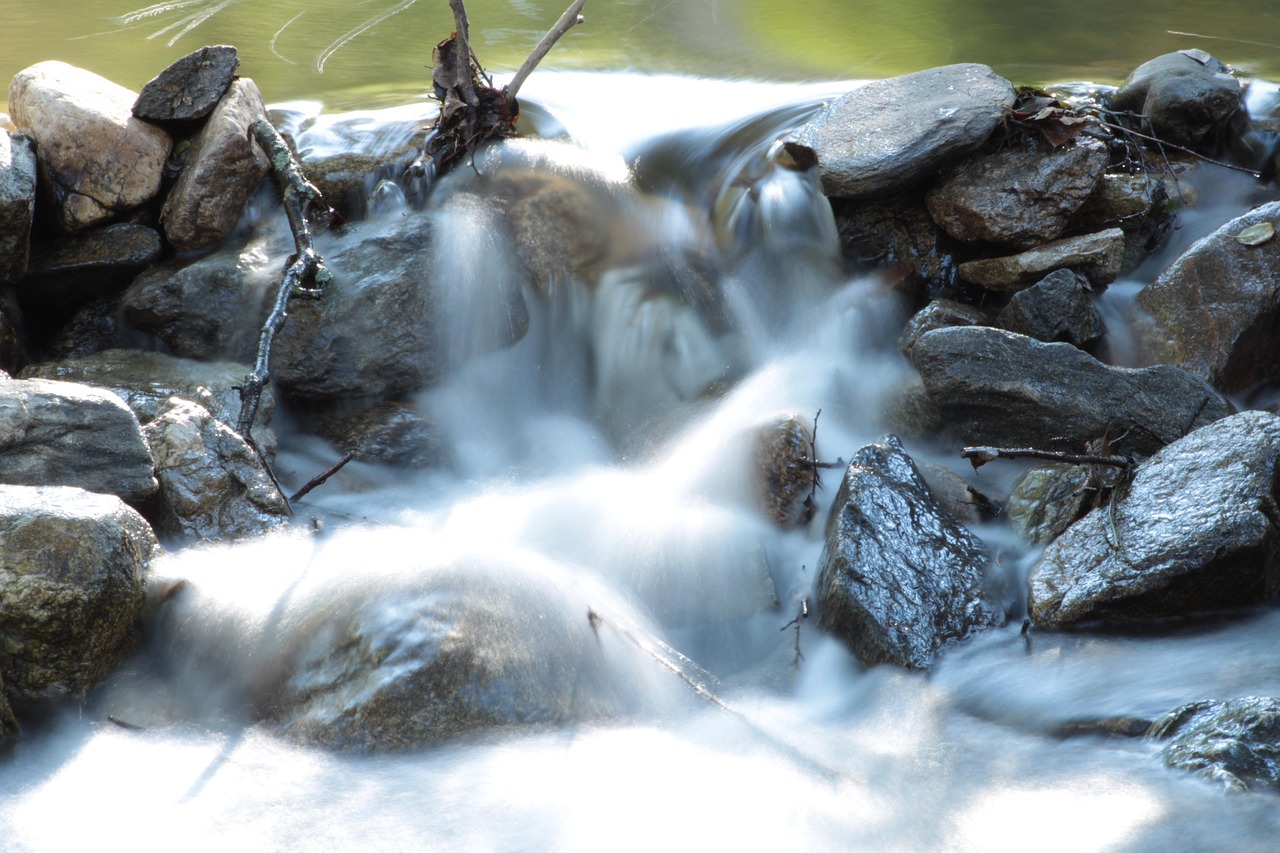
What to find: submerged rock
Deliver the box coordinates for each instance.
[1148,697,1280,792]
[816,435,1001,670]
[1028,411,1280,627]
[958,228,1125,290]
[790,64,1016,199]
[133,44,239,122]
[996,268,1106,349]
[1134,200,1280,395]
[0,485,156,699]
[1006,463,1094,546]
[0,131,36,284]
[1110,51,1244,151]
[307,401,445,468]
[753,414,816,529]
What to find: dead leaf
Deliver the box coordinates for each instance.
[1236,222,1275,246]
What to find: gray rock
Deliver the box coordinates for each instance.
[918,463,996,528]
[1006,463,1094,545]
[0,375,157,502]
[143,398,289,542]
[0,485,156,699]
[1028,411,1280,627]
[1110,51,1244,150]
[1148,697,1280,792]
[161,78,270,251]
[958,228,1125,291]
[7,61,171,232]
[898,297,991,356]
[789,64,1016,199]
[996,269,1106,349]
[0,294,26,375]
[19,223,162,310]
[925,136,1109,248]
[0,132,36,284]
[308,401,444,469]
[133,45,239,122]
[835,192,965,296]
[753,414,816,529]
[910,326,1233,455]
[1134,201,1280,395]
[42,295,123,360]
[816,435,1001,670]
[1074,172,1171,233]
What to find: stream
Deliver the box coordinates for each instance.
[4,3,1280,851]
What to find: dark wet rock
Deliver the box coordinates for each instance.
[42,295,124,360]
[910,326,1233,455]
[919,463,997,528]
[7,61,171,231]
[1109,51,1244,151]
[0,132,36,284]
[996,269,1106,349]
[1134,200,1280,395]
[1053,716,1154,739]
[835,192,965,296]
[0,485,156,700]
[143,398,289,542]
[18,224,162,310]
[958,228,1125,291]
[898,298,991,356]
[882,375,945,438]
[816,435,1001,670]
[161,78,270,251]
[308,401,445,468]
[1074,172,1171,234]
[122,235,279,362]
[1148,697,1280,792]
[0,294,27,375]
[789,64,1016,199]
[0,375,156,502]
[0,672,16,741]
[753,414,816,529]
[1028,411,1280,627]
[133,45,239,122]
[1006,463,1094,545]
[925,136,1109,248]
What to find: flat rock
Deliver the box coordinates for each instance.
[789,64,1016,199]
[926,136,1109,248]
[1134,201,1280,394]
[133,45,239,122]
[19,223,162,310]
[1148,697,1280,792]
[1028,411,1280,627]
[0,485,156,699]
[0,132,36,284]
[910,326,1233,454]
[7,61,171,231]
[161,78,270,251]
[958,228,1125,291]
[1110,51,1244,150]
[816,435,1001,670]
[996,268,1106,349]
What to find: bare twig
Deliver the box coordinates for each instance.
[779,596,809,668]
[289,451,356,502]
[961,445,1133,470]
[505,0,586,99]
[1095,119,1261,177]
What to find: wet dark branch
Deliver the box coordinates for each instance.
[289,451,356,503]
[961,445,1134,470]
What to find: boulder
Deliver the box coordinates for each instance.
[41,295,124,360]
[835,192,966,296]
[307,401,444,468]
[898,297,990,355]
[1028,411,1280,627]
[996,269,1106,349]
[1134,200,1280,395]
[19,223,162,311]
[0,131,36,284]
[0,485,156,699]
[1148,697,1280,792]
[0,375,156,502]
[133,45,239,122]
[753,414,816,529]
[816,435,1001,670]
[160,78,270,251]
[143,398,289,542]
[1006,463,1094,545]
[958,228,1125,291]
[7,61,171,231]
[1109,51,1244,150]
[788,64,1016,199]
[910,326,1233,454]
[925,136,1109,248]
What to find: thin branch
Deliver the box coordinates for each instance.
[961,445,1133,470]
[505,0,586,99]
[289,451,356,502]
[1095,119,1261,177]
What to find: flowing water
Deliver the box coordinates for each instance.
[5,3,1280,851]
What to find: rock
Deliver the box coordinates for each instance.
[41,295,124,360]
[1074,172,1171,233]
[18,223,162,311]
[898,297,991,355]
[0,375,156,502]
[0,293,26,375]
[1134,200,1280,395]
[133,45,239,122]
[160,78,270,251]
[507,176,613,291]
[1028,411,1280,627]
[958,228,1125,291]
[307,401,444,468]
[143,398,289,542]
[834,192,965,296]
[910,326,1233,455]
[918,463,997,528]
[1110,51,1244,150]
[7,61,171,231]
[0,671,16,741]
[1148,697,1280,792]
[925,136,1109,248]
[0,485,156,699]
[1006,463,1094,545]
[753,414,816,529]
[816,435,1001,670]
[789,64,1016,199]
[0,132,36,284]
[996,269,1106,349]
